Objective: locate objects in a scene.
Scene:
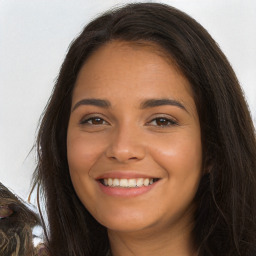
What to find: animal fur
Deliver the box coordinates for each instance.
[0,182,47,256]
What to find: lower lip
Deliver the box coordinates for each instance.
[97,181,159,197]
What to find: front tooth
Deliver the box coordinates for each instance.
[108,178,113,186]
[143,178,149,186]
[136,178,144,187]
[113,178,120,187]
[120,179,128,187]
[128,179,136,187]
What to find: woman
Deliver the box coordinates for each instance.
[32,2,256,256]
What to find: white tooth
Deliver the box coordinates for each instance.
[149,178,153,185]
[120,179,128,187]
[143,178,149,186]
[108,178,113,186]
[113,178,120,187]
[128,179,137,188]
[103,179,108,186]
[136,178,144,187]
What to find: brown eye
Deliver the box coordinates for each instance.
[90,117,104,125]
[148,117,178,127]
[80,117,108,125]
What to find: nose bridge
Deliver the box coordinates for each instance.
[106,121,145,162]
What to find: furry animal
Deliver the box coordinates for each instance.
[0,182,49,256]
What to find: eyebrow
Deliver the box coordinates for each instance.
[140,98,188,112]
[72,98,111,112]
[72,98,188,113]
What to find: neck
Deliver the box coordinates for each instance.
[108,221,197,256]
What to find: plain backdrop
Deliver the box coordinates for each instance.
[0,0,256,201]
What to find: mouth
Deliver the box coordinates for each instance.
[98,178,160,188]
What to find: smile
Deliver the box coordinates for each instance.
[100,178,159,188]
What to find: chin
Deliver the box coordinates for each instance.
[104,220,151,233]
[95,208,154,233]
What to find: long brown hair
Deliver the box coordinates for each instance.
[32,3,256,255]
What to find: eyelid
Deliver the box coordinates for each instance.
[79,113,110,125]
[78,113,178,127]
[146,114,179,127]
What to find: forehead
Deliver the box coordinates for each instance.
[73,40,195,108]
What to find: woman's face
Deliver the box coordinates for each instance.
[67,41,202,234]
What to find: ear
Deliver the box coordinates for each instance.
[202,153,213,176]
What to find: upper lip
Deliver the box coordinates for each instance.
[96,171,160,180]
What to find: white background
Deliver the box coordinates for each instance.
[0,0,255,200]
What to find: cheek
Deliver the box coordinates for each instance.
[66,132,106,211]
[149,130,202,177]
[148,130,202,215]
[67,133,106,173]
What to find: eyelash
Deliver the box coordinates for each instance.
[80,116,109,126]
[146,117,178,127]
[80,115,178,127]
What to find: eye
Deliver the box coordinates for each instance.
[147,117,178,127]
[80,116,109,125]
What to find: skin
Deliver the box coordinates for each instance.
[67,40,202,256]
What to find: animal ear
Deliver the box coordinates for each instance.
[0,205,13,219]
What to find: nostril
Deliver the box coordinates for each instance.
[105,141,146,163]
[108,155,139,162]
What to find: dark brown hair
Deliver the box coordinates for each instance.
[32,3,256,256]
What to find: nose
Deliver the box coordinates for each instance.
[105,125,146,163]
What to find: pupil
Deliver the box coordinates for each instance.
[157,118,168,126]
[93,118,102,124]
